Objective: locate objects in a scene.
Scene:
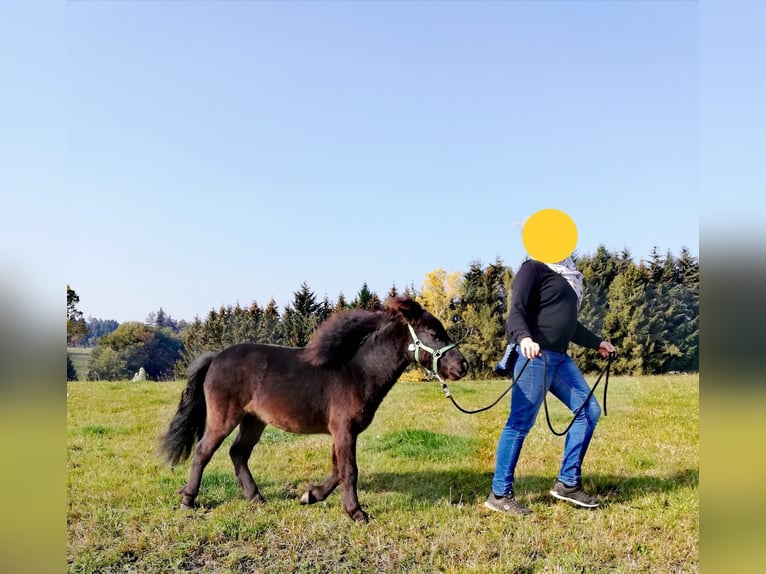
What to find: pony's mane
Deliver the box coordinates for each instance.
[301,309,391,367]
[300,297,424,368]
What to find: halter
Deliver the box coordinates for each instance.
[406,323,458,376]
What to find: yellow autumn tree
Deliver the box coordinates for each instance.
[419,268,463,322]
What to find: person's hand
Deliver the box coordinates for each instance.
[598,340,616,359]
[519,337,541,359]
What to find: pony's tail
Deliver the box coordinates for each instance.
[160,353,217,466]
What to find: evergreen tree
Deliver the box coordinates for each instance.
[283,283,320,347]
[642,274,675,374]
[454,258,511,377]
[351,282,381,310]
[662,247,699,371]
[634,247,699,373]
[334,293,349,313]
[146,307,181,332]
[258,299,282,344]
[677,246,699,287]
[317,296,333,325]
[665,284,699,372]
[570,247,620,373]
[177,316,206,377]
[647,246,664,283]
[204,308,225,348]
[352,283,371,309]
[460,261,484,307]
[661,250,680,284]
[80,317,119,347]
[243,302,264,342]
[603,263,652,374]
[402,281,419,299]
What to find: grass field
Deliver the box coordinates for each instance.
[67,374,698,573]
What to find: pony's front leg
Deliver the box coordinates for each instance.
[333,429,368,522]
[300,444,340,505]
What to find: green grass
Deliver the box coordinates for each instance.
[68,347,92,380]
[67,374,698,573]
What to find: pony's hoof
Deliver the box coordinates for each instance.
[350,508,369,523]
[249,493,266,505]
[300,491,316,505]
[179,493,197,510]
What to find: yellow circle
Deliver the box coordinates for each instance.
[521,208,578,263]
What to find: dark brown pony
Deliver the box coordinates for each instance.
[160,296,468,522]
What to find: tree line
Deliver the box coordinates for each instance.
[67,245,698,381]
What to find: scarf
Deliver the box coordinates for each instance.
[545,257,584,306]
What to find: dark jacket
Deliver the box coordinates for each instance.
[507,260,601,352]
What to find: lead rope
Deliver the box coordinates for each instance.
[408,323,616,429]
[434,359,530,415]
[435,349,615,433]
[408,323,529,414]
[542,352,616,436]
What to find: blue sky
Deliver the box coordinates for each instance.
[5,1,708,324]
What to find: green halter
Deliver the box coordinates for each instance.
[406,323,458,376]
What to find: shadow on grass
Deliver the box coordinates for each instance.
[360,467,698,507]
[178,467,697,510]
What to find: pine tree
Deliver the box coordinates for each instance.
[351,283,381,310]
[334,293,348,313]
[677,246,699,287]
[661,247,699,372]
[258,299,282,344]
[647,246,665,284]
[402,281,419,299]
[570,247,620,373]
[177,316,206,377]
[603,263,652,374]
[661,250,680,284]
[453,258,510,377]
[243,301,263,343]
[283,283,320,347]
[317,296,333,325]
[81,318,119,347]
[639,247,699,373]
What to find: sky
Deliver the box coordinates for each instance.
[3,0,721,325]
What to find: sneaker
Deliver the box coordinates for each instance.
[484,492,532,515]
[549,480,599,508]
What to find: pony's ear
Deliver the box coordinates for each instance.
[384,296,423,322]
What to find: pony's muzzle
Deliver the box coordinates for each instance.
[443,354,469,380]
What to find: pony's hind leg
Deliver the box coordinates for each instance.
[179,406,240,509]
[300,443,341,505]
[229,414,267,504]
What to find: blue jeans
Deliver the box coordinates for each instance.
[491,348,601,496]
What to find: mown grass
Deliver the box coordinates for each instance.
[67,374,698,573]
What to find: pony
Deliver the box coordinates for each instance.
[160,296,468,521]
